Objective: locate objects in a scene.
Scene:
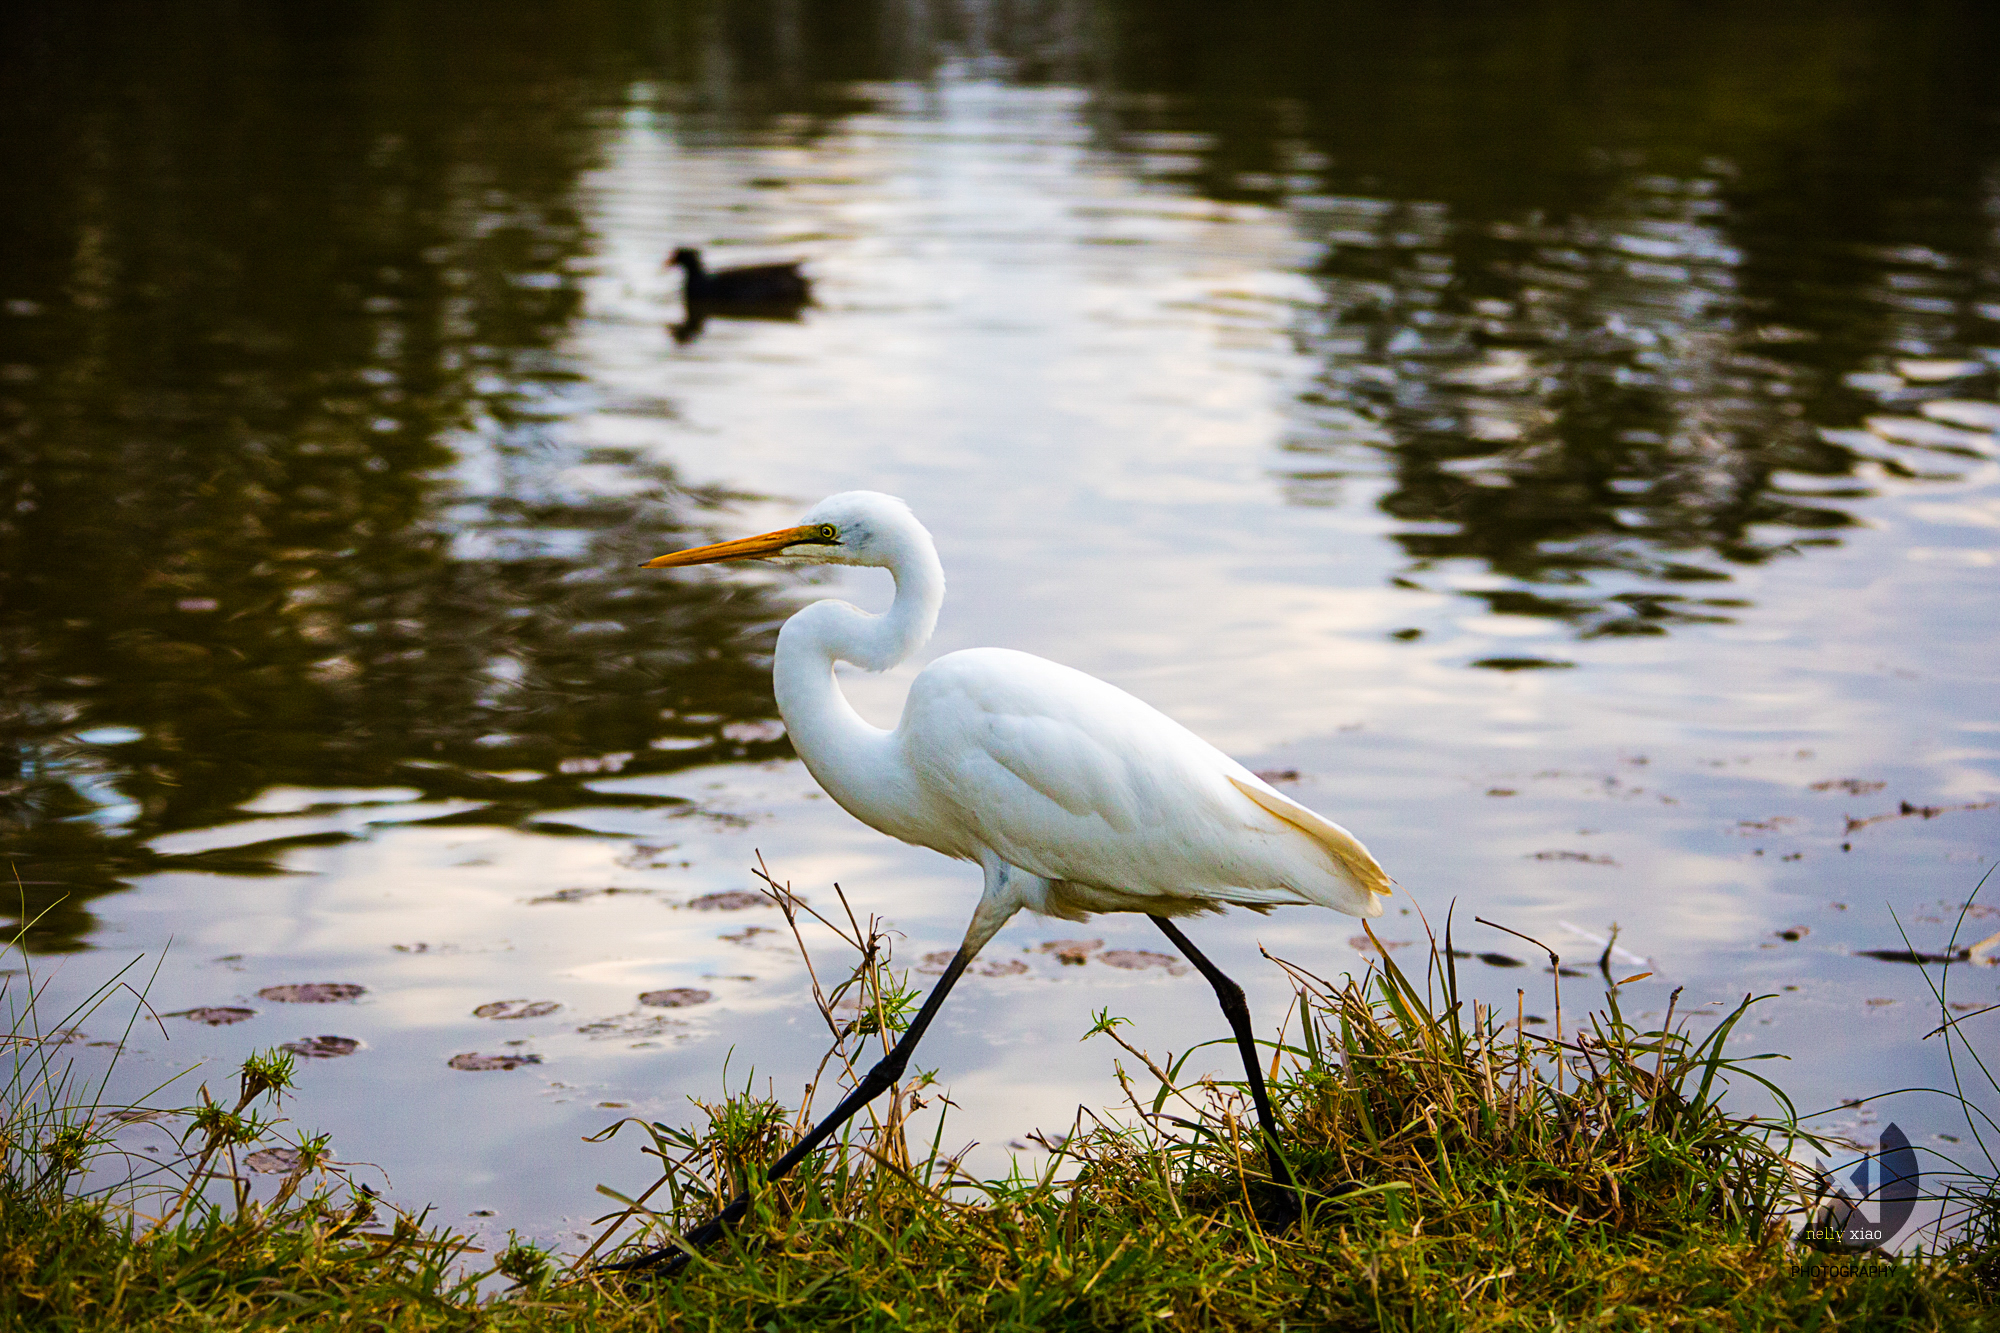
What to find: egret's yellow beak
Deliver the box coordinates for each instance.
[641,525,823,568]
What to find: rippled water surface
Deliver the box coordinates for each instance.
[6,1,2000,1250]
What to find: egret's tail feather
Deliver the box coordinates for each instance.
[1229,776,1393,914]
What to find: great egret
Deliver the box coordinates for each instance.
[610,491,1392,1273]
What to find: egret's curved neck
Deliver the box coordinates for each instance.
[772,533,944,827]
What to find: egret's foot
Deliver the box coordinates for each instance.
[1250,1183,1303,1234]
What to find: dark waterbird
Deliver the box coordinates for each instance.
[668,247,811,342]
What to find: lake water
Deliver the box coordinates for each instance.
[5,1,1999,1254]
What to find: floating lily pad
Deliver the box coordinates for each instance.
[257,983,365,1003]
[1477,952,1525,968]
[917,951,1031,977]
[474,999,561,1020]
[177,1006,256,1026]
[1775,927,1809,941]
[1041,939,1102,966]
[280,1035,360,1059]
[1097,949,1187,974]
[685,891,768,911]
[577,1013,686,1042]
[638,987,711,1009]
[449,1052,543,1071]
[245,1147,303,1174]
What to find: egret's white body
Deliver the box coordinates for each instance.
[654,491,1392,957]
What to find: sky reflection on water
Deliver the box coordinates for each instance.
[3,0,1998,1251]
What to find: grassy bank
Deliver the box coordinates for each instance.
[6,898,1998,1331]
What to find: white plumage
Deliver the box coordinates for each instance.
[646,490,1391,959]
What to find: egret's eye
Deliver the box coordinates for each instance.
[818,524,839,542]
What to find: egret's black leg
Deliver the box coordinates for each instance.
[1149,916,1302,1211]
[600,946,975,1276]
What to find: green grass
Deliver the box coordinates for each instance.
[6,887,1998,1331]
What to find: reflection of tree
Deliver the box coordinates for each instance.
[1294,182,1865,639]
[1090,0,2000,638]
[0,5,797,950]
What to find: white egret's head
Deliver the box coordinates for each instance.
[642,491,922,571]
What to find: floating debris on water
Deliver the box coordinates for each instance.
[1860,949,1958,965]
[1776,927,1809,942]
[474,1000,561,1020]
[280,1035,360,1058]
[1041,939,1103,965]
[245,1147,303,1174]
[257,983,365,1003]
[685,890,769,911]
[1845,799,1996,833]
[638,988,711,1008]
[1528,850,1618,865]
[1097,949,1187,974]
[1348,935,1414,954]
[620,843,690,869]
[529,886,654,905]
[720,925,777,944]
[1471,657,1576,671]
[175,1006,256,1025]
[108,1107,165,1124]
[1855,931,2000,966]
[449,1052,543,1071]
[916,950,1029,977]
[577,1013,688,1042]
[1478,952,1525,968]
[1253,768,1301,783]
[1810,778,1885,795]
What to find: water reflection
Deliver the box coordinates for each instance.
[0,0,1994,1249]
[0,3,791,949]
[1091,1,2000,641]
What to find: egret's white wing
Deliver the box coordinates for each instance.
[900,648,1385,916]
